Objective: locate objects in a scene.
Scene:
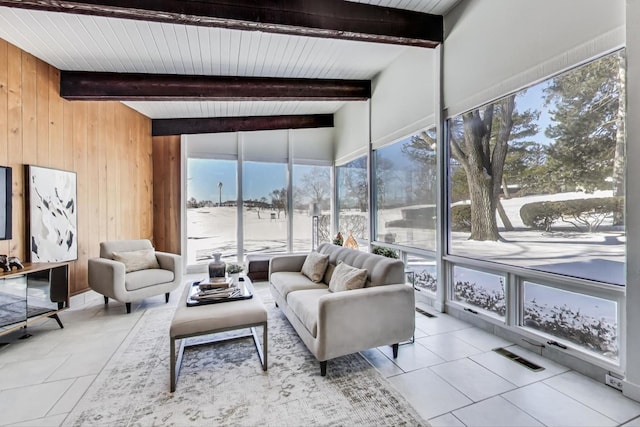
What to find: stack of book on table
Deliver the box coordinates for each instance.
[194,277,239,300]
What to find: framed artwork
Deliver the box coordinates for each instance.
[25,165,78,262]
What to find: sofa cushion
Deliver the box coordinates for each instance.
[287,289,329,338]
[112,248,160,273]
[125,268,174,291]
[270,271,328,299]
[301,252,329,283]
[328,262,367,293]
[318,243,405,287]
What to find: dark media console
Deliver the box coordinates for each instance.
[0,262,69,338]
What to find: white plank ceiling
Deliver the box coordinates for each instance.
[347,0,460,14]
[0,1,460,120]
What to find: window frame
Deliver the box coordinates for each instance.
[442,49,627,371]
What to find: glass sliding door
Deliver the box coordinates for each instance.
[336,156,369,244]
[186,158,237,265]
[292,164,331,252]
[242,161,288,255]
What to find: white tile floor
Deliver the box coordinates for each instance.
[1,279,640,426]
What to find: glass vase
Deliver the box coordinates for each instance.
[208,253,226,279]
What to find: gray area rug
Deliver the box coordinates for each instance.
[64,290,428,426]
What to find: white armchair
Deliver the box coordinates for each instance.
[88,239,182,313]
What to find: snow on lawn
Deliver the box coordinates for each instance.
[186,191,625,285]
[187,207,316,263]
[452,190,625,285]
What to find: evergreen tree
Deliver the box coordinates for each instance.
[543,51,624,194]
[401,128,437,203]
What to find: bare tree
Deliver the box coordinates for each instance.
[270,188,288,219]
[449,96,516,241]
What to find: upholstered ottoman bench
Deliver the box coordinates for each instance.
[169,279,267,392]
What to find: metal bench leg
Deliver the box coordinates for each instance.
[251,322,268,371]
[170,337,186,392]
[170,337,176,392]
[263,322,268,371]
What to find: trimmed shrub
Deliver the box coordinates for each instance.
[519,202,562,231]
[371,245,399,259]
[520,197,624,232]
[450,204,471,232]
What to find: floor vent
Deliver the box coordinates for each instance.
[415,307,436,318]
[493,347,544,372]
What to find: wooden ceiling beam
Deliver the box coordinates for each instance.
[60,71,371,101]
[0,0,443,48]
[152,114,334,136]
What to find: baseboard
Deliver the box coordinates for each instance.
[69,289,102,308]
[624,379,640,403]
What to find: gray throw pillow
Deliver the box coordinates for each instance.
[112,248,160,273]
[328,261,367,292]
[301,252,330,283]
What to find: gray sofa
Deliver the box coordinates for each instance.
[269,242,415,375]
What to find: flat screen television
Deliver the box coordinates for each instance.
[0,166,11,240]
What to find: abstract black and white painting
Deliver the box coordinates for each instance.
[26,165,77,262]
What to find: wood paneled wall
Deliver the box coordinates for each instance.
[152,135,181,255]
[0,38,153,296]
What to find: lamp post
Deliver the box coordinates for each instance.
[217,182,223,207]
[309,202,321,251]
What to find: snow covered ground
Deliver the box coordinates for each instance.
[187,190,625,285]
[187,207,317,263]
[451,190,624,285]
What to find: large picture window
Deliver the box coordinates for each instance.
[186,159,238,265]
[336,156,369,242]
[448,50,626,286]
[242,161,288,255]
[374,128,437,251]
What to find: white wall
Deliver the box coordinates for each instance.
[333,101,369,164]
[370,47,437,148]
[444,0,625,117]
[334,46,437,161]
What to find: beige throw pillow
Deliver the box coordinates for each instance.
[301,252,330,283]
[328,261,367,292]
[112,249,160,273]
[323,263,336,285]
